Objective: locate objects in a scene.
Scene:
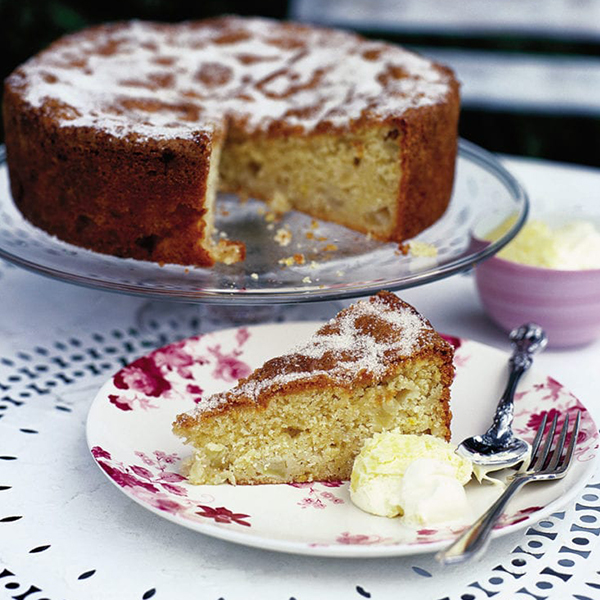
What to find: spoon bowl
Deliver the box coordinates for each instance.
[457,435,530,469]
[456,323,547,472]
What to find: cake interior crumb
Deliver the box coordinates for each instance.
[182,357,449,485]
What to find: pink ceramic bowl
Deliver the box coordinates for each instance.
[475,256,600,348]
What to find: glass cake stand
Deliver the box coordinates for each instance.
[0,139,527,309]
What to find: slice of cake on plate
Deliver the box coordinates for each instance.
[173,291,454,484]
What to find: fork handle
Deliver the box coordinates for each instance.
[436,476,529,564]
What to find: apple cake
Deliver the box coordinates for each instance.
[173,291,455,484]
[3,17,460,266]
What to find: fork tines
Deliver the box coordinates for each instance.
[528,410,581,473]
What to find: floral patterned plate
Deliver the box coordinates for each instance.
[86,322,599,557]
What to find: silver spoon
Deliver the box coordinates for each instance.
[456,323,548,472]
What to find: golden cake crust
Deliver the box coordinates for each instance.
[174,290,454,432]
[3,16,459,265]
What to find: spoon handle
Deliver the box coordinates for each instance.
[487,324,547,441]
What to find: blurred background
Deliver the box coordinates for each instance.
[1,0,599,166]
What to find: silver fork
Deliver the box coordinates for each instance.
[437,410,581,565]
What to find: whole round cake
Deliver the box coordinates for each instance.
[2,16,460,266]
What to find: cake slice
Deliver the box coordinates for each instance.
[173,291,454,484]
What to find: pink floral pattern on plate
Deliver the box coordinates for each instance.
[91,446,252,528]
[196,505,252,527]
[108,330,252,411]
[441,333,470,367]
[336,532,393,545]
[513,375,598,463]
[288,481,345,509]
[87,326,600,557]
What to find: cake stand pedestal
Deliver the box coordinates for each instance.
[134,299,348,334]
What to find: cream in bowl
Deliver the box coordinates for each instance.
[475,216,600,347]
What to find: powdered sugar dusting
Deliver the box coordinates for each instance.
[10,17,454,141]
[192,294,440,415]
[296,299,424,366]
